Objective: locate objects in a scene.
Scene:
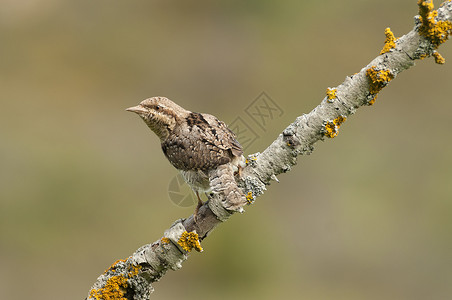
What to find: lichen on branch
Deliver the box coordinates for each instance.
[418,0,452,47]
[326,87,338,102]
[178,231,203,252]
[380,27,398,54]
[322,116,347,138]
[89,259,145,300]
[365,66,394,105]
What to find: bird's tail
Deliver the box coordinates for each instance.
[209,164,247,211]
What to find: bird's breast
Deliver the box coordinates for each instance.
[180,170,211,192]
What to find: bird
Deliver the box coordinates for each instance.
[126,97,247,218]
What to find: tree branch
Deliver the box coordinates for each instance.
[87,1,451,299]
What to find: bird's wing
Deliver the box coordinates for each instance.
[201,113,243,157]
[161,112,243,171]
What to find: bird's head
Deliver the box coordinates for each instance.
[126,97,189,140]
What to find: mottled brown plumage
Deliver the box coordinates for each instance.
[126,97,246,213]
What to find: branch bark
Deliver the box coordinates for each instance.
[87,1,452,299]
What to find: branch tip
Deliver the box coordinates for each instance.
[433,51,446,64]
[418,0,452,48]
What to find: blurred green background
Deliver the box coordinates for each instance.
[1,0,451,299]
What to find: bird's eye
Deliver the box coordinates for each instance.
[155,105,161,110]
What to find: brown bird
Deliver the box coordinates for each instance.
[126,97,246,217]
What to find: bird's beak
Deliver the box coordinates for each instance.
[126,105,148,115]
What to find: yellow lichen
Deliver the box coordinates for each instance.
[368,97,377,106]
[90,259,142,300]
[128,264,141,277]
[246,155,258,164]
[246,191,254,204]
[105,259,127,273]
[161,237,171,245]
[418,0,452,47]
[178,231,203,252]
[365,66,394,104]
[419,53,429,60]
[323,116,347,138]
[89,275,128,300]
[326,87,338,102]
[380,27,397,54]
[433,51,446,64]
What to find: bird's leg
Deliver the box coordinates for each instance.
[237,165,243,178]
[194,191,203,222]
